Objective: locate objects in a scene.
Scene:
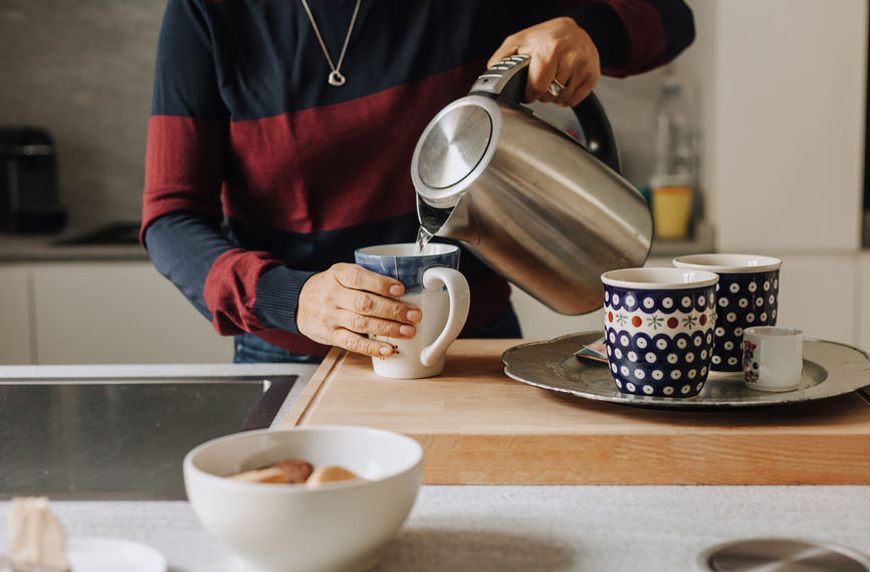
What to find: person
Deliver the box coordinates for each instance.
[142,0,695,364]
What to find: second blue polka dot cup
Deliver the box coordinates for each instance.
[601,268,719,398]
[673,254,782,372]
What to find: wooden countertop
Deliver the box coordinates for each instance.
[280,339,870,485]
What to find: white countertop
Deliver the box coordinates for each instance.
[1,486,868,571]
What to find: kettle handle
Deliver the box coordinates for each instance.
[469,54,621,173]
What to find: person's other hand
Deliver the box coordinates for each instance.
[297,263,421,358]
[488,17,600,107]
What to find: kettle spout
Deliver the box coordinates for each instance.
[416,194,477,244]
[416,195,448,237]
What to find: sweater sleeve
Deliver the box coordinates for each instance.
[142,0,313,337]
[564,0,695,77]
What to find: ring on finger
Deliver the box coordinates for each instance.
[548,78,566,97]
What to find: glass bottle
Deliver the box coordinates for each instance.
[650,73,696,240]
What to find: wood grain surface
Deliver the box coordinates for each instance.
[280,339,870,485]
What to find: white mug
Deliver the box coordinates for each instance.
[742,326,804,392]
[355,243,470,379]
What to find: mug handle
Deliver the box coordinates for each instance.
[419,267,470,367]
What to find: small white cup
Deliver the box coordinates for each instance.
[742,326,804,392]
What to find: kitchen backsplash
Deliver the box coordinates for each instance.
[0,1,690,229]
[0,0,163,227]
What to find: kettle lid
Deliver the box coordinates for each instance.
[413,98,497,205]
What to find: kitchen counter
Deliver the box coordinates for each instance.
[2,362,868,570]
[0,486,868,571]
[0,226,147,262]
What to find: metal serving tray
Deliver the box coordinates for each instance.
[502,332,870,410]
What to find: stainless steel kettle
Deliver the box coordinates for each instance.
[411,54,652,315]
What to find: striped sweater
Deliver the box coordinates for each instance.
[142,0,694,356]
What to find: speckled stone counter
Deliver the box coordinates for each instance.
[0,486,868,571]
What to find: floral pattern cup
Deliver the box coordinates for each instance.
[601,268,719,398]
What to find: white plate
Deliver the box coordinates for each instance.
[67,537,166,572]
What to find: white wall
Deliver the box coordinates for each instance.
[711,0,867,252]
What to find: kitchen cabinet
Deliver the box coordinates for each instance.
[0,266,33,364]
[772,254,858,344]
[709,0,867,251]
[31,262,232,364]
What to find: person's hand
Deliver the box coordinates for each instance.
[296,263,422,358]
[488,17,600,107]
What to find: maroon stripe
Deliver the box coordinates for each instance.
[141,116,226,241]
[223,60,483,233]
[203,248,283,335]
[604,0,668,76]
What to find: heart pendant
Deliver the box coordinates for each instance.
[328,70,346,87]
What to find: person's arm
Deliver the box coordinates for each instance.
[143,0,418,357]
[143,0,311,337]
[489,1,694,105]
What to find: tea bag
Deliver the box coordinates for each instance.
[7,497,71,571]
[574,336,608,364]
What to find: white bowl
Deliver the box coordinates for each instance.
[183,426,423,572]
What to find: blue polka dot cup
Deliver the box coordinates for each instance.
[601,268,719,398]
[673,254,782,372]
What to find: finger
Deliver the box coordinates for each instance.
[554,76,582,107]
[333,263,404,297]
[524,48,559,103]
[550,64,576,106]
[333,328,396,358]
[335,309,416,339]
[487,35,520,68]
[561,58,600,107]
[565,75,596,108]
[340,289,423,324]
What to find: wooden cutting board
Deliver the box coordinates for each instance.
[279,339,870,485]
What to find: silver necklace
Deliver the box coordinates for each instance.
[299,0,361,87]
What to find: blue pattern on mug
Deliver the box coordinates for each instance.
[711,270,779,371]
[604,284,717,398]
[354,243,460,293]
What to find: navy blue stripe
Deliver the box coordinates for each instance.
[143,212,231,321]
[154,0,568,120]
[569,2,627,69]
[151,0,229,120]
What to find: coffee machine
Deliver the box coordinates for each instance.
[0,127,66,233]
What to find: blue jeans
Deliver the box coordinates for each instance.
[233,304,522,364]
